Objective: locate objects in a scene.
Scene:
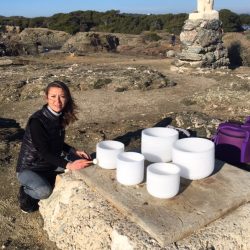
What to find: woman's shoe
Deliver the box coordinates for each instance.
[18,186,39,213]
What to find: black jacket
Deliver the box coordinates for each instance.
[16,105,70,172]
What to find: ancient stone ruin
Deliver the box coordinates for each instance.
[175,0,229,68]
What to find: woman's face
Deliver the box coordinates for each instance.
[46,87,67,113]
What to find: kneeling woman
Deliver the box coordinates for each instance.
[16,81,92,213]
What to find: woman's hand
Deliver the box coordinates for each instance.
[75,150,91,160]
[66,159,92,171]
[71,148,91,160]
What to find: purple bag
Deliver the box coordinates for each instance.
[213,121,250,164]
[245,116,250,125]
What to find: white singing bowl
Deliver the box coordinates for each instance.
[147,163,180,199]
[96,140,124,169]
[141,127,179,162]
[172,138,215,180]
[116,152,145,185]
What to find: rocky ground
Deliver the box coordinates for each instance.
[0,52,250,249]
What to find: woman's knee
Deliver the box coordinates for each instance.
[17,170,53,199]
[34,185,53,199]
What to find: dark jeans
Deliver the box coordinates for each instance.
[17,168,64,200]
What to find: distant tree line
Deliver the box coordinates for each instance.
[0,9,249,35]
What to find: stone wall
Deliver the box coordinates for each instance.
[176,19,229,68]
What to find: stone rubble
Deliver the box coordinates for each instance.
[0,63,175,104]
[0,28,180,57]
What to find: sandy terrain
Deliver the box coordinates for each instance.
[0,53,249,249]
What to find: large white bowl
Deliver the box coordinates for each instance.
[141,127,179,162]
[116,152,145,185]
[172,137,215,180]
[96,140,124,169]
[147,163,180,199]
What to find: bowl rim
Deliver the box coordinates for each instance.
[117,152,145,162]
[173,137,214,153]
[147,163,181,177]
[142,127,179,138]
[97,140,124,150]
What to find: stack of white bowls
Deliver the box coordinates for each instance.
[96,140,145,186]
[94,127,215,199]
[141,127,181,199]
[140,127,215,199]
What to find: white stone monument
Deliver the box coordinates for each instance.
[189,0,219,20]
[176,0,229,68]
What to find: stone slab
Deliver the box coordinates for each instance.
[189,11,219,20]
[0,58,13,66]
[77,161,250,247]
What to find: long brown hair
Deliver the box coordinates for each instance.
[45,81,78,127]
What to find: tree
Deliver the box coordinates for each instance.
[219,9,243,32]
[29,17,47,28]
[47,13,80,34]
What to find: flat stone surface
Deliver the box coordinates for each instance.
[189,11,219,20]
[78,161,250,247]
[0,58,13,66]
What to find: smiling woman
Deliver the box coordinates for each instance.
[16,81,93,213]
[44,81,78,127]
[46,87,67,113]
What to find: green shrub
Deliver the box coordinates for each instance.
[143,32,161,42]
[220,9,243,32]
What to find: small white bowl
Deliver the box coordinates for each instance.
[141,127,179,162]
[116,152,145,185]
[172,137,215,180]
[147,163,180,199]
[96,140,124,169]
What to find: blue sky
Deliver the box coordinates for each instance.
[1,0,249,17]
